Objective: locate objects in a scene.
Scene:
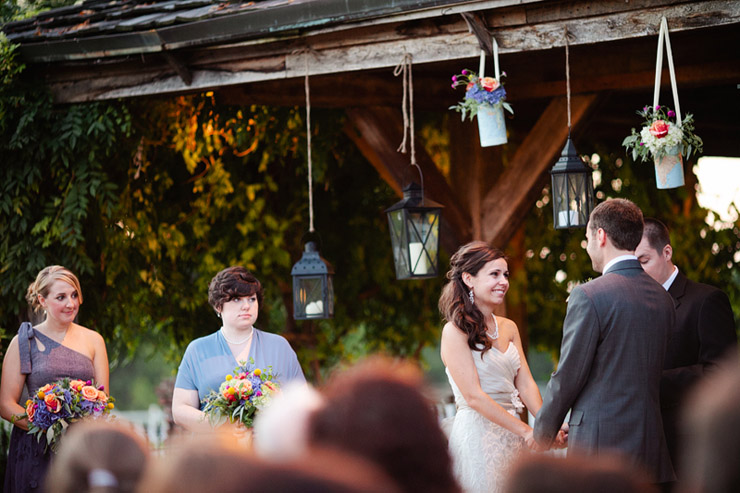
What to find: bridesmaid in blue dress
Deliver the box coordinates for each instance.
[0,266,110,492]
[172,266,305,433]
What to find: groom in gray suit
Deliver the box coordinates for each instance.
[534,198,676,484]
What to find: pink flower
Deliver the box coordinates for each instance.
[81,386,100,401]
[480,77,500,92]
[667,110,676,118]
[649,120,670,138]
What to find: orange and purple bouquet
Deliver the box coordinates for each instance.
[20,378,114,451]
[201,359,280,428]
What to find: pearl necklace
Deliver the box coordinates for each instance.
[220,327,254,345]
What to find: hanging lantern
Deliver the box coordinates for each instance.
[550,136,594,229]
[385,182,442,280]
[291,241,334,320]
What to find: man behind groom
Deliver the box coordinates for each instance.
[534,198,676,485]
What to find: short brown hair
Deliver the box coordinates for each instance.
[588,198,644,251]
[642,217,671,253]
[207,266,263,311]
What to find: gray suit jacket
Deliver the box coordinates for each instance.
[534,259,676,483]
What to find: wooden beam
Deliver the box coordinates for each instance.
[344,106,472,250]
[480,94,598,247]
[43,0,740,103]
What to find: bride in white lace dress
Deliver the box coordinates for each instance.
[439,242,547,493]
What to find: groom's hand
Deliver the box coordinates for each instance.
[553,424,569,449]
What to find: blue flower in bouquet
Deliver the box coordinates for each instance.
[450,69,513,121]
[201,359,280,428]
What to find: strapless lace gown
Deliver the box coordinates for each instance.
[445,340,526,493]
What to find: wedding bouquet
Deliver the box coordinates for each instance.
[622,104,703,162]
[449,69,513,121]
[21,378,114,451]
[201,359,280,428]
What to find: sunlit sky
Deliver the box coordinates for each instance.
[694,157,740,226]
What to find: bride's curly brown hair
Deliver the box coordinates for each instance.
[438,241,506,355]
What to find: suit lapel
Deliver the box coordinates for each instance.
[667,271,687,309]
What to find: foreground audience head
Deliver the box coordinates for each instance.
[253,381,325,461]
[309,356,460,493]
[680,361,740,493]
[138,433,398,493]
[46,420,149,493]
[504,453,657,493]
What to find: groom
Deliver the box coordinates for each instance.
[534,199,676,484]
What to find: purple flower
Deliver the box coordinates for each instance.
[451,84,455,89]
[667,110,675,118]
[643,105,649,112]
[655,105,661,111]
[461,69,469,75]
[451,75,457,82]
[639,142,644,146]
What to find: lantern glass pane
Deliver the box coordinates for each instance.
[387,210,410,278]
[326,275,334,316]
[296,276,324,318]
[406,211,439,276]
[553,172,591,228]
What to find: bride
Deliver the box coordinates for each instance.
[439,242,552,492]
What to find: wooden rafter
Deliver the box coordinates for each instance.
[344,106,472,251]
[481,94,599,248]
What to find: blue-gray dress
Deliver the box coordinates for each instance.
[4,322,95,493]
[175,328,305,404]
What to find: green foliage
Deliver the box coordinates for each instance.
[0,46,134,347]
[0,82,443,383]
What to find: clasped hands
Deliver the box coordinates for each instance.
[524,423,568,452]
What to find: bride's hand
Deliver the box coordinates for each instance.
[522,429,541,451]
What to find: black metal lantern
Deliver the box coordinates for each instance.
[550,136,595,229]
[291,241,334,320]
[385,182,442,279]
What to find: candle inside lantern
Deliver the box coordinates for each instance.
[409,242,430,275]
[558,210,579,227]
[305,300,324,316]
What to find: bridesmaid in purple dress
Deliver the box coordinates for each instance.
[0,266,110,492]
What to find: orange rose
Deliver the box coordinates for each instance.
[69,379,86,391]
[480,77,500,92]
[44,394,61,413]
[39,383,54,394]
[26,401,36,421]
[649,120,670,138]
[81,386,100,401]
[97,390,109,402]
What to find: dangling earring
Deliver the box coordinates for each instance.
[217,312,222,319]
[468,289,474,304]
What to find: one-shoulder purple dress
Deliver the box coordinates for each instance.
[4,322,95,492]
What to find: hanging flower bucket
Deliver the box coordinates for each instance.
[450,36,512,148]
[477,103,507,147]
[622,17,702,190]
[653,145,684,189]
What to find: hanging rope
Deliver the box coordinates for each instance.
[565,26,572,131]
[393,53,417,167]
[394,52,423,196]
[303,52,315,233]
